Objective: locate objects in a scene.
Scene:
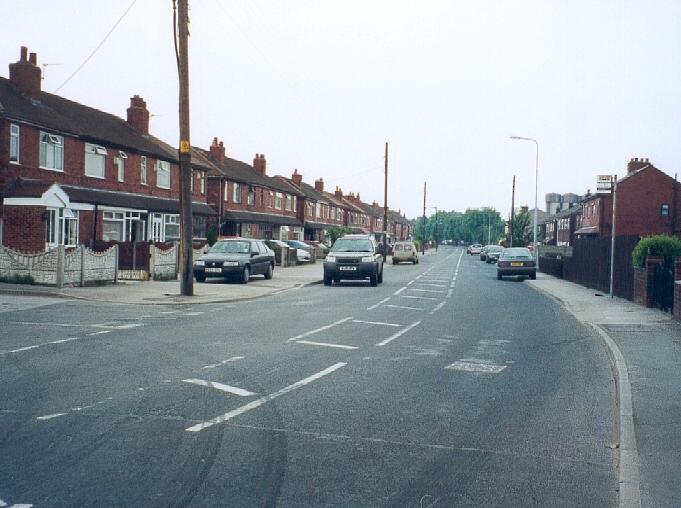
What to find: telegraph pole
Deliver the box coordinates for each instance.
[177,0,193,296]
[609,175,618,298]
[382,142,388,262]
[422,182,427,254]
[510,175,516,247]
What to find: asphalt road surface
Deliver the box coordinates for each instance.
[0,247,617,507]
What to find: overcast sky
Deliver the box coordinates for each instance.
[3,0,681,218]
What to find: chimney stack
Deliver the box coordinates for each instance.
[9,46,41,97]
[335,186,343,198]
[209,137,226,162]
[126,95,150,134]
[253,154,267,175]
[314,178,324,192]
[627,157,650,174]
[292,169,303,186]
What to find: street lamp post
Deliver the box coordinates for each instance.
[430,206,439,252]
[510,136,539,267]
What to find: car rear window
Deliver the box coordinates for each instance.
[394,245,403,251]
[500,248,532,259]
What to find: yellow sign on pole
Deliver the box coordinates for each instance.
[180,140,190,153]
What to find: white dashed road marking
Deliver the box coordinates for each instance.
[36,413,67,421]
[400,295,438,300]
[186,363,347,432]
[429,301,447,315]
[446,359,507,374]
[382,304,424,311]
[376,321,421,346]
[183,379,257,397]
[287,317,353,342]
[202,356,244,369]
[295,340,359,350]
[367,297,390,310]
[351,319,402,327]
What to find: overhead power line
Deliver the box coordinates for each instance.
[54,0,138,93]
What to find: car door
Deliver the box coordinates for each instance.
[248,241,262,275]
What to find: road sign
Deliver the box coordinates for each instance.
[597,175,613,192]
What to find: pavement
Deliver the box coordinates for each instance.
[0,249,441,306]
[0,260,325,305]
[528,272,681,508]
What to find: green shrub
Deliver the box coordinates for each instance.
[327,226,353,245]
[206,226,218,247]
[0,273,34,284]
[632,235,681,268]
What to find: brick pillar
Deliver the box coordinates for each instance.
[674,258,681,321]
[634,256,663,308]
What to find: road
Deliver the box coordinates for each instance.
[0,247,617,507]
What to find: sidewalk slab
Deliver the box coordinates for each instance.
[528,272,681,508]
[0,261,324,305]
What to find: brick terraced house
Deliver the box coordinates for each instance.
[202,138,304,240]
[576,158,681,239]
[0,47,214,252]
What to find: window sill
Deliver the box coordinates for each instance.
[157,185,171,190]
[85,173,106,179]
[40,166,64,173]
[9,160,20,165]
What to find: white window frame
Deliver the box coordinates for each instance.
[140,156,147,185]
[233,182,242,203]
[115,156,125,182]
[45,208,79,247]
[200,172,206,195]
[248,187,255,205]
[85,142,107,178]
[10,123,20,163]
[156,160,171,189]
[39,131,64,172]
[286,194,293,211]
[102,211,125,242]
[275,192,283,210]
[224,181,230,201]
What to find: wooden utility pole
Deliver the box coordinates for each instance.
[177,0,193,296]
[422,182,427,254]
[382,142,388,262]
[510,175,516,247]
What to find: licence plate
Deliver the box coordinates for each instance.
[510,262,524,267]
[206,267,222,273]
[339,266,356,271]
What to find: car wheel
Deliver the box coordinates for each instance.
[530,272,536,280]
[497,273,502,280]
[196,274,206,283]
[264,263,273,280]
[333,277,341,285]
[393,259,398,265]
[377,268,383,283]
[370,273,378,287]
[323,274,332,286]
[241,266,250,284]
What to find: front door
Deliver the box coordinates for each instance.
[150,214,163,242]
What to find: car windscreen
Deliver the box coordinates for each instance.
[488,246,503,253]
[209,241,251,254]
[331,239,374,252]
[500,248,532,259]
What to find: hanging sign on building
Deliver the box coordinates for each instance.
[597,175,613,192]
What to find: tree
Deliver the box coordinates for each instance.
[507,211,530,247]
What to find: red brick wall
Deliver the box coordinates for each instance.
[2,206,46,252]
[633,256,663,308]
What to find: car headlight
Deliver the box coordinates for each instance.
[361,256,374,263]
[326,255,336,263]
[195,260,205,266]
[224,261,239,267]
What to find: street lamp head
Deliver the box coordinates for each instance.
[510,135,536,143]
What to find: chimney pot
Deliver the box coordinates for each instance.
[29,52,37,65]
[292,169,303,185]
[9,46,42,97]
[253,153,267,175]
[126,95,150,134]
[209,137,226,162]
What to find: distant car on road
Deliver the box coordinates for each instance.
[468,244,483,255]
[480,245,494,261]
[323,234,384,286]
[194,238,275,284]
[392,241,418,264]
[497,247,536,280]
[485,245,504,263]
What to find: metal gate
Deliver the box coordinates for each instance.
[653,264,674,312]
